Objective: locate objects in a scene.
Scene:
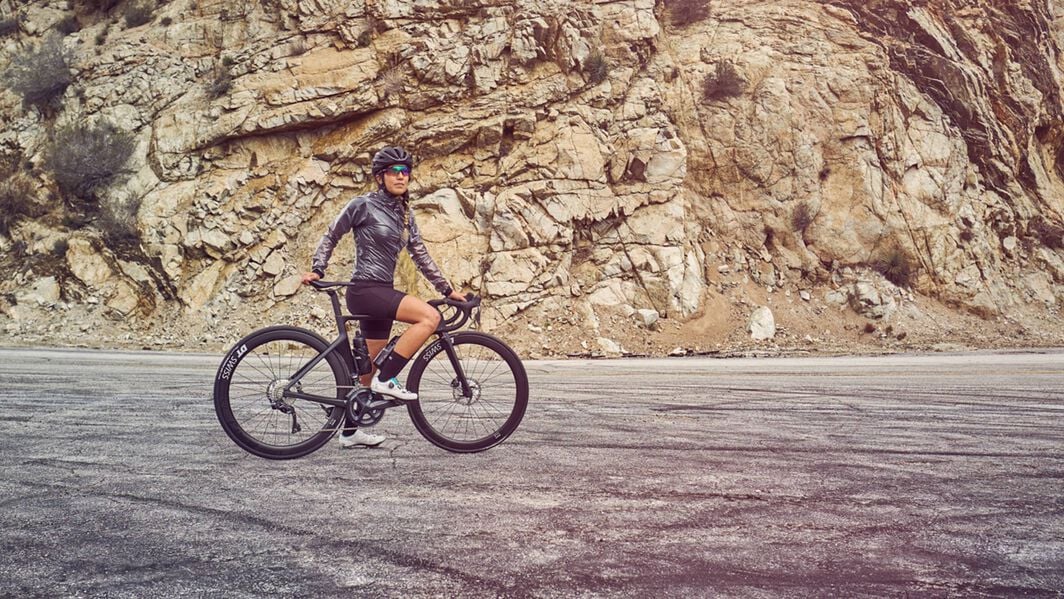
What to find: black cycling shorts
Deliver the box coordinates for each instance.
[345,280,405,339]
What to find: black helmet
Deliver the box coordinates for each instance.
[372,146,414,176]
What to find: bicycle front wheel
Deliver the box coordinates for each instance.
[213,326,350,460]
[406,331,528,453]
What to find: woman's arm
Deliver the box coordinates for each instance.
[309,197,366,278]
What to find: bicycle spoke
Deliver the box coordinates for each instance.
[413,337,522,445]
[217,330,346,457]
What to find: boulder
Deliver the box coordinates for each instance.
[748,306,776,341]
[635,308,659,329]
[273,275,303,298]
[849,280,897,320]
[16,277,60,307]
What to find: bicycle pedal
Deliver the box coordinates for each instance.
[366,398,394,409]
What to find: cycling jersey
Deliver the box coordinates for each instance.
[311,190,451,295]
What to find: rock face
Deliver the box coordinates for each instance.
[1,0,1063,354]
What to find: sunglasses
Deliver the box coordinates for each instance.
[386,165,411,177]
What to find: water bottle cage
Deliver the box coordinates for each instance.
[372,336,401,370]
[350,334,373,376]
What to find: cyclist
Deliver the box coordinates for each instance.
[302,146,465,448]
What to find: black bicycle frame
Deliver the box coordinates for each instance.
[279,284,475,406]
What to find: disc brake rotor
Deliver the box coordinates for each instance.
[450,379,481,405]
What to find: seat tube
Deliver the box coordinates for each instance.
[328,289,346,338]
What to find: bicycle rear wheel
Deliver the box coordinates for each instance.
[406,331,528,453]
[213,326,349,459]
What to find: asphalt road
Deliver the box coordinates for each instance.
[1,347,1062,597]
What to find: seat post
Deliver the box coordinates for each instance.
[327,289,346,338]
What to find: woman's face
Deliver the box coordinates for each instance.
[381,164,411,195]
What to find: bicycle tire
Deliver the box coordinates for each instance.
[213,326,350,459]
[405,331,528,453]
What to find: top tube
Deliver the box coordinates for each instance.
[309,279,481,333]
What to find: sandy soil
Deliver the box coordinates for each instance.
[3,273,1061,360]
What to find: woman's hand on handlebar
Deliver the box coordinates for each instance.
[447,288,467,302]
[301,271,321,286]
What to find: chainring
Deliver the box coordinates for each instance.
[345,388,386,427]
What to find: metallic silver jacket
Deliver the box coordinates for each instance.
[311,190,451,295]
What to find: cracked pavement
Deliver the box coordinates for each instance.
[1,347,1062,597]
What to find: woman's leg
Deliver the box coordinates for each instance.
[392,295,441,359]
[373,296,440,389]
[361,338,388,387]
[341,334,390,445]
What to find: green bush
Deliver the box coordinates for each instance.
[123,0,154,28]
[44,121,136,204]
[668,0,710,26]
[2,35,72,114]
[702,59,746,102]
[584,50,608,86]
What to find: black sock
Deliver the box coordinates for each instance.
[376,351,411,382]
[341,421,356,437]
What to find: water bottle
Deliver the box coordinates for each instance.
[351,334,372,375]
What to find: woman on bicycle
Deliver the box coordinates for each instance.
[302,146,465,448]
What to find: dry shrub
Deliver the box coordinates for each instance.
[206,66,233,99]
[871,249,915,287]
[2,35,71,114]
[668,0,710,26]
[86,0,122,12]
[792,201,814,232]
[584,50,608,85]
[702,59,746,102]
[123,0,155,28]
[56,14,80,35]
[0,17,20,37]
[0,173,42,236]
[377,55,405,99]
[98,199,142,251]
[44,121,136,205]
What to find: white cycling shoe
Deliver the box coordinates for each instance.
[338,429,385,448]
[370,376,418,401]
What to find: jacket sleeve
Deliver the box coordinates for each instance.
[311,198,365,276]
[406,209,452,295]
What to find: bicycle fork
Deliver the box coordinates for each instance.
[438,334,474,398]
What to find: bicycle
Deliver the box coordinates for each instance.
[212,279,528,459]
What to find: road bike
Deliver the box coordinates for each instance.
[213,280,528,459]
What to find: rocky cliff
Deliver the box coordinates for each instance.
[2,0,1063,356]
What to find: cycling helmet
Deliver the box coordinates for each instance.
[371,146,414,176]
